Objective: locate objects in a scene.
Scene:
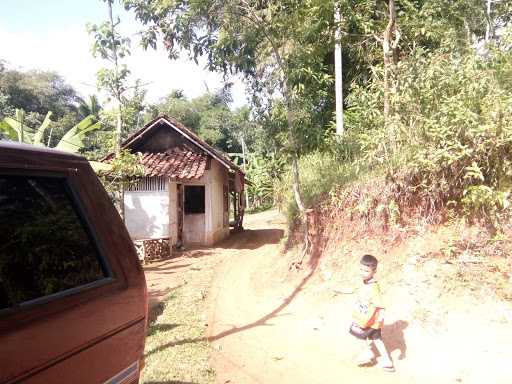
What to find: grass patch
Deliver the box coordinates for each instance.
[140,285,215,384]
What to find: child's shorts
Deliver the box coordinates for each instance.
[349,323,382,340]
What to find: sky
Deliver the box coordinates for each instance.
[0,0,247,108]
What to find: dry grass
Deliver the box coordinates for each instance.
[433,229,512,302]
[140,285,215,384]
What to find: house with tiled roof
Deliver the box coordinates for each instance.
[106,115,245,258]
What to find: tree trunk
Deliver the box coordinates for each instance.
[239,1,306,217]
[116,102,125,219]
[108,0,123,154]
[485,0,493,44]
[464,19,472,45]
[239,2,309,264]
[282,82,305,215]
[282,80,311,267]
[108,0,125,220]
[383,0,399,153]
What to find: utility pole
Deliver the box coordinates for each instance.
[240,135,250,210]
[334,2,344,136]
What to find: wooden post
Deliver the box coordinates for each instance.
[240,135,250,210]
[233,192,238,227]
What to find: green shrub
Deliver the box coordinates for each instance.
[394,47,512,224]
[275,151,376,222]
[336,42,512,225]
[277,31,512,228]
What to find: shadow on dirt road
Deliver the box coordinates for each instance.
[144,214,323,358]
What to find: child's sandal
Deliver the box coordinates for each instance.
[379,363,395,372]
[357,358,375,367]
[356,355,376,367]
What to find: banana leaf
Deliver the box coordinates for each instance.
[2,109,36,143]
[0,120,18,141]
[55,115,101,154]
[33,111,53,146]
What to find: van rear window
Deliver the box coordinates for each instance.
[0,175,109,310]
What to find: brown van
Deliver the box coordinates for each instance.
[0,142,148,384]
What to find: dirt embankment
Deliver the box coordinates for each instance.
[145,209,512,384]
[309,212,512,384]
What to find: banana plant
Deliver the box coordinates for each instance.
[0,109,54,145]
[1,109,100,154]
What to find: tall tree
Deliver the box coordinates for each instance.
[123,0,334,227]
[0,68,80,119]
[88,0,131,154]
[89,0,137,219]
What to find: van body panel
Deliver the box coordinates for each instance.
[18,321,145,384]
[0,143,147,383]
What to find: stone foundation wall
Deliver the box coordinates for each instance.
[133,238,170,263]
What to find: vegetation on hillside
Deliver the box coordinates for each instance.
[119,0,512,229]
[2,0,512,230]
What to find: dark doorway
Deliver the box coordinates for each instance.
[184,185,205,214]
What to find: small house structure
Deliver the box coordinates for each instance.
[104,115,245,261]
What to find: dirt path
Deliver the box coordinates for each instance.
[145,210,512,384]
[204,211,418,384]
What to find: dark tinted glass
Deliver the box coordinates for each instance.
[184,186,205,214]
[0,175,108,310]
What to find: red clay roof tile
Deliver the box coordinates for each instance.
[137,147,208,179]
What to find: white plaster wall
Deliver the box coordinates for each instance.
[156,161,230,246]
[169,181,178,246]
[124,191,169,240]
[205,161,230,245]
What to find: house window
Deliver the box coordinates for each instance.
[127,176,168,192]
[0,175,109,311]
[184,185,205,214]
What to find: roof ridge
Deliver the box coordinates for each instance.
[102,115,243,175]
